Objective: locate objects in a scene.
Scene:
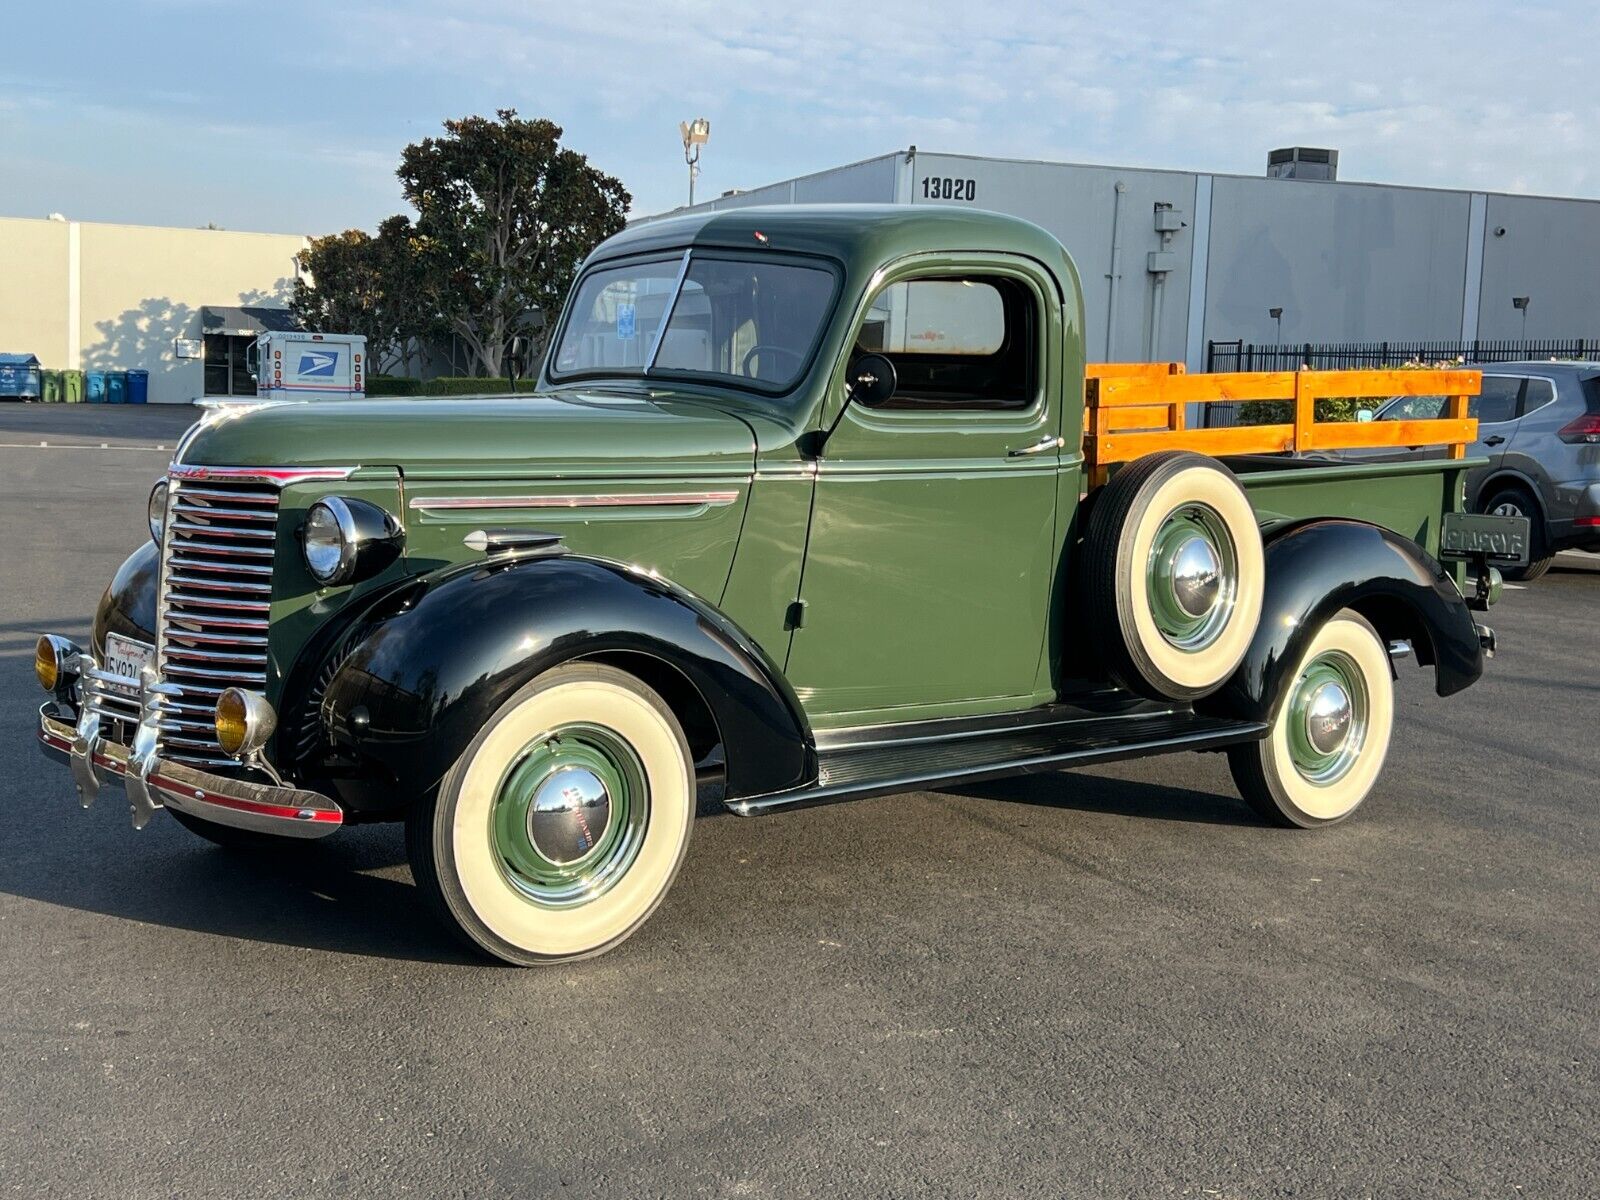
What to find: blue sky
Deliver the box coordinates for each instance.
[3,1,1595,235]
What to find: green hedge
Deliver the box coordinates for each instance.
[366,375,517,397]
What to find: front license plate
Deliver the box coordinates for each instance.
[1440,512,1530,567]
[103,633,155,694]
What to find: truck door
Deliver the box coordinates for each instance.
[785,259,1063,724]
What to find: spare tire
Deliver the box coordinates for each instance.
[1082,451,1264,701]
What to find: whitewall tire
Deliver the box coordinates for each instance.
[1083,451,1265,700]
[407,663,695,965]
[1227,610,1396,828]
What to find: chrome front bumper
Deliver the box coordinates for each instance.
[37,647,343,840]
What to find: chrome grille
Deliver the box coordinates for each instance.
[155,476,279,767]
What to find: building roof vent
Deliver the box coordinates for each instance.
[1267,147,1338,181]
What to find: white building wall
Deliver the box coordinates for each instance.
[0,216,307,404]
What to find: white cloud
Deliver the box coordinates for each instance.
[5,0,1597,228]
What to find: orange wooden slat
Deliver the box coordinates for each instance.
[1094,371,1299,406]
[1086,361,1187,379]
[1306,417,1478,452]
[1294,369,1482,399]
[1103,405,1176,430]
[1090,424,1297,461]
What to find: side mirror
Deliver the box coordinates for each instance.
[1356,408,1375,423]
[846,353,897,407]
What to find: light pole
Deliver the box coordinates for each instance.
[680,118,710,207]
[1269,307,1284,362]
[1512,295,1530,344]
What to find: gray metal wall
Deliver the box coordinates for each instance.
[671,150,1600,368]
[1478,194,1600,340]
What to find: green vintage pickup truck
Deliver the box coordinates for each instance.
[35,206,1521,964]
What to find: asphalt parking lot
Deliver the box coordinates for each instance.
[1,405,1595,1199]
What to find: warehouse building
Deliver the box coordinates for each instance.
[670,148,1600,370]
[0,215,308,405]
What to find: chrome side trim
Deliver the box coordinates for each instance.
[169,464,359,486]
[408,491,741,512]
[39,708,344,839]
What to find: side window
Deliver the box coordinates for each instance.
[1518,378,1556,417]
[1475,377,1522,425]
[1380,394,1445,421]
[855,275,1037,410]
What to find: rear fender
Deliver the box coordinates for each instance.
[317,554,814,808]
[1202,519,1483,724]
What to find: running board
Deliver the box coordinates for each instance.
[730,709,1267,816]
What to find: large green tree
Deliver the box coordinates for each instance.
[398,109,630,377]
[292,216,438,375]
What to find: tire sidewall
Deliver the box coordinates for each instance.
[1113,457,1265,699]
[1260,612,1395,826]
[427,665,694,965]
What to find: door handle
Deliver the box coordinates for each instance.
[1483,435,1506,447]
[1007,435,1065,458]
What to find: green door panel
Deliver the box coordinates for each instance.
[786,451,1059,723]
[717,466,816,669]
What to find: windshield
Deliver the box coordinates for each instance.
[551,253,837,392]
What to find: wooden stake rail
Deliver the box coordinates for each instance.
[1082,362,1481,487]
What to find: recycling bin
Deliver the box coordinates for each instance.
[106,372,128,404]
[40,370,63,404]
[61,370,85,403]
[0,353,42,399]
[86,370,108,403]
[125,369,150,404]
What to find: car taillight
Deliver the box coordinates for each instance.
[1557,414,1600,444]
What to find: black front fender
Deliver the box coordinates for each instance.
[318,555,814,807]
[92,541,159,653]
[1203,520,1484,724]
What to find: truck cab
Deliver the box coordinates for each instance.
[33,206,1518,966]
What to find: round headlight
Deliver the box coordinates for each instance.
[303,497,357,584]
[215,687,276,757]
[147,479,169,544]
[35,635,61,692]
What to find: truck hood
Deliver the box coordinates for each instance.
[179,389,756,480]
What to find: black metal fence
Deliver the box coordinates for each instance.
[1206,337,1600,373]
[1201,338,1600,427]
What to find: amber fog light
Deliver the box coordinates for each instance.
[215,687,277,757]
[35,635,80,694]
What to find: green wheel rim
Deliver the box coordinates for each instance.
[1146,502,1237,650]
[1286,650,1368,785]
[490,722,650,908]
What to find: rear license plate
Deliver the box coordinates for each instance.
[103,633,155,694]
[1440,511,1530,567]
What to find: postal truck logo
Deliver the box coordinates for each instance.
[297,350,340,378]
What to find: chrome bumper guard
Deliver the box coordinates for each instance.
[37,648,342,839]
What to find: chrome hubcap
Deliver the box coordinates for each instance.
[1147,504,1238,651]
[1287,651,1368,785]
[1303,681,1353,755]
[527,767,613,866]
[491,724,648,908]
[1170,536,1222,618]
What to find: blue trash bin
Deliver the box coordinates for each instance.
[85,370,108,403]
[0,353,43,399]
[125,369,150,405]
[106,372,128,404]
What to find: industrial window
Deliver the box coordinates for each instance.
[855,275,1037,410]
[203,334,257,397]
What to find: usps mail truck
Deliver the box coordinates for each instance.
[251,332,367,401]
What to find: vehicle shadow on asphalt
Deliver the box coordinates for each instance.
[943,768,1262,827]
[0,813,485,966]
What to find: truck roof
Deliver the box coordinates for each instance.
[596,204,1079,289]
